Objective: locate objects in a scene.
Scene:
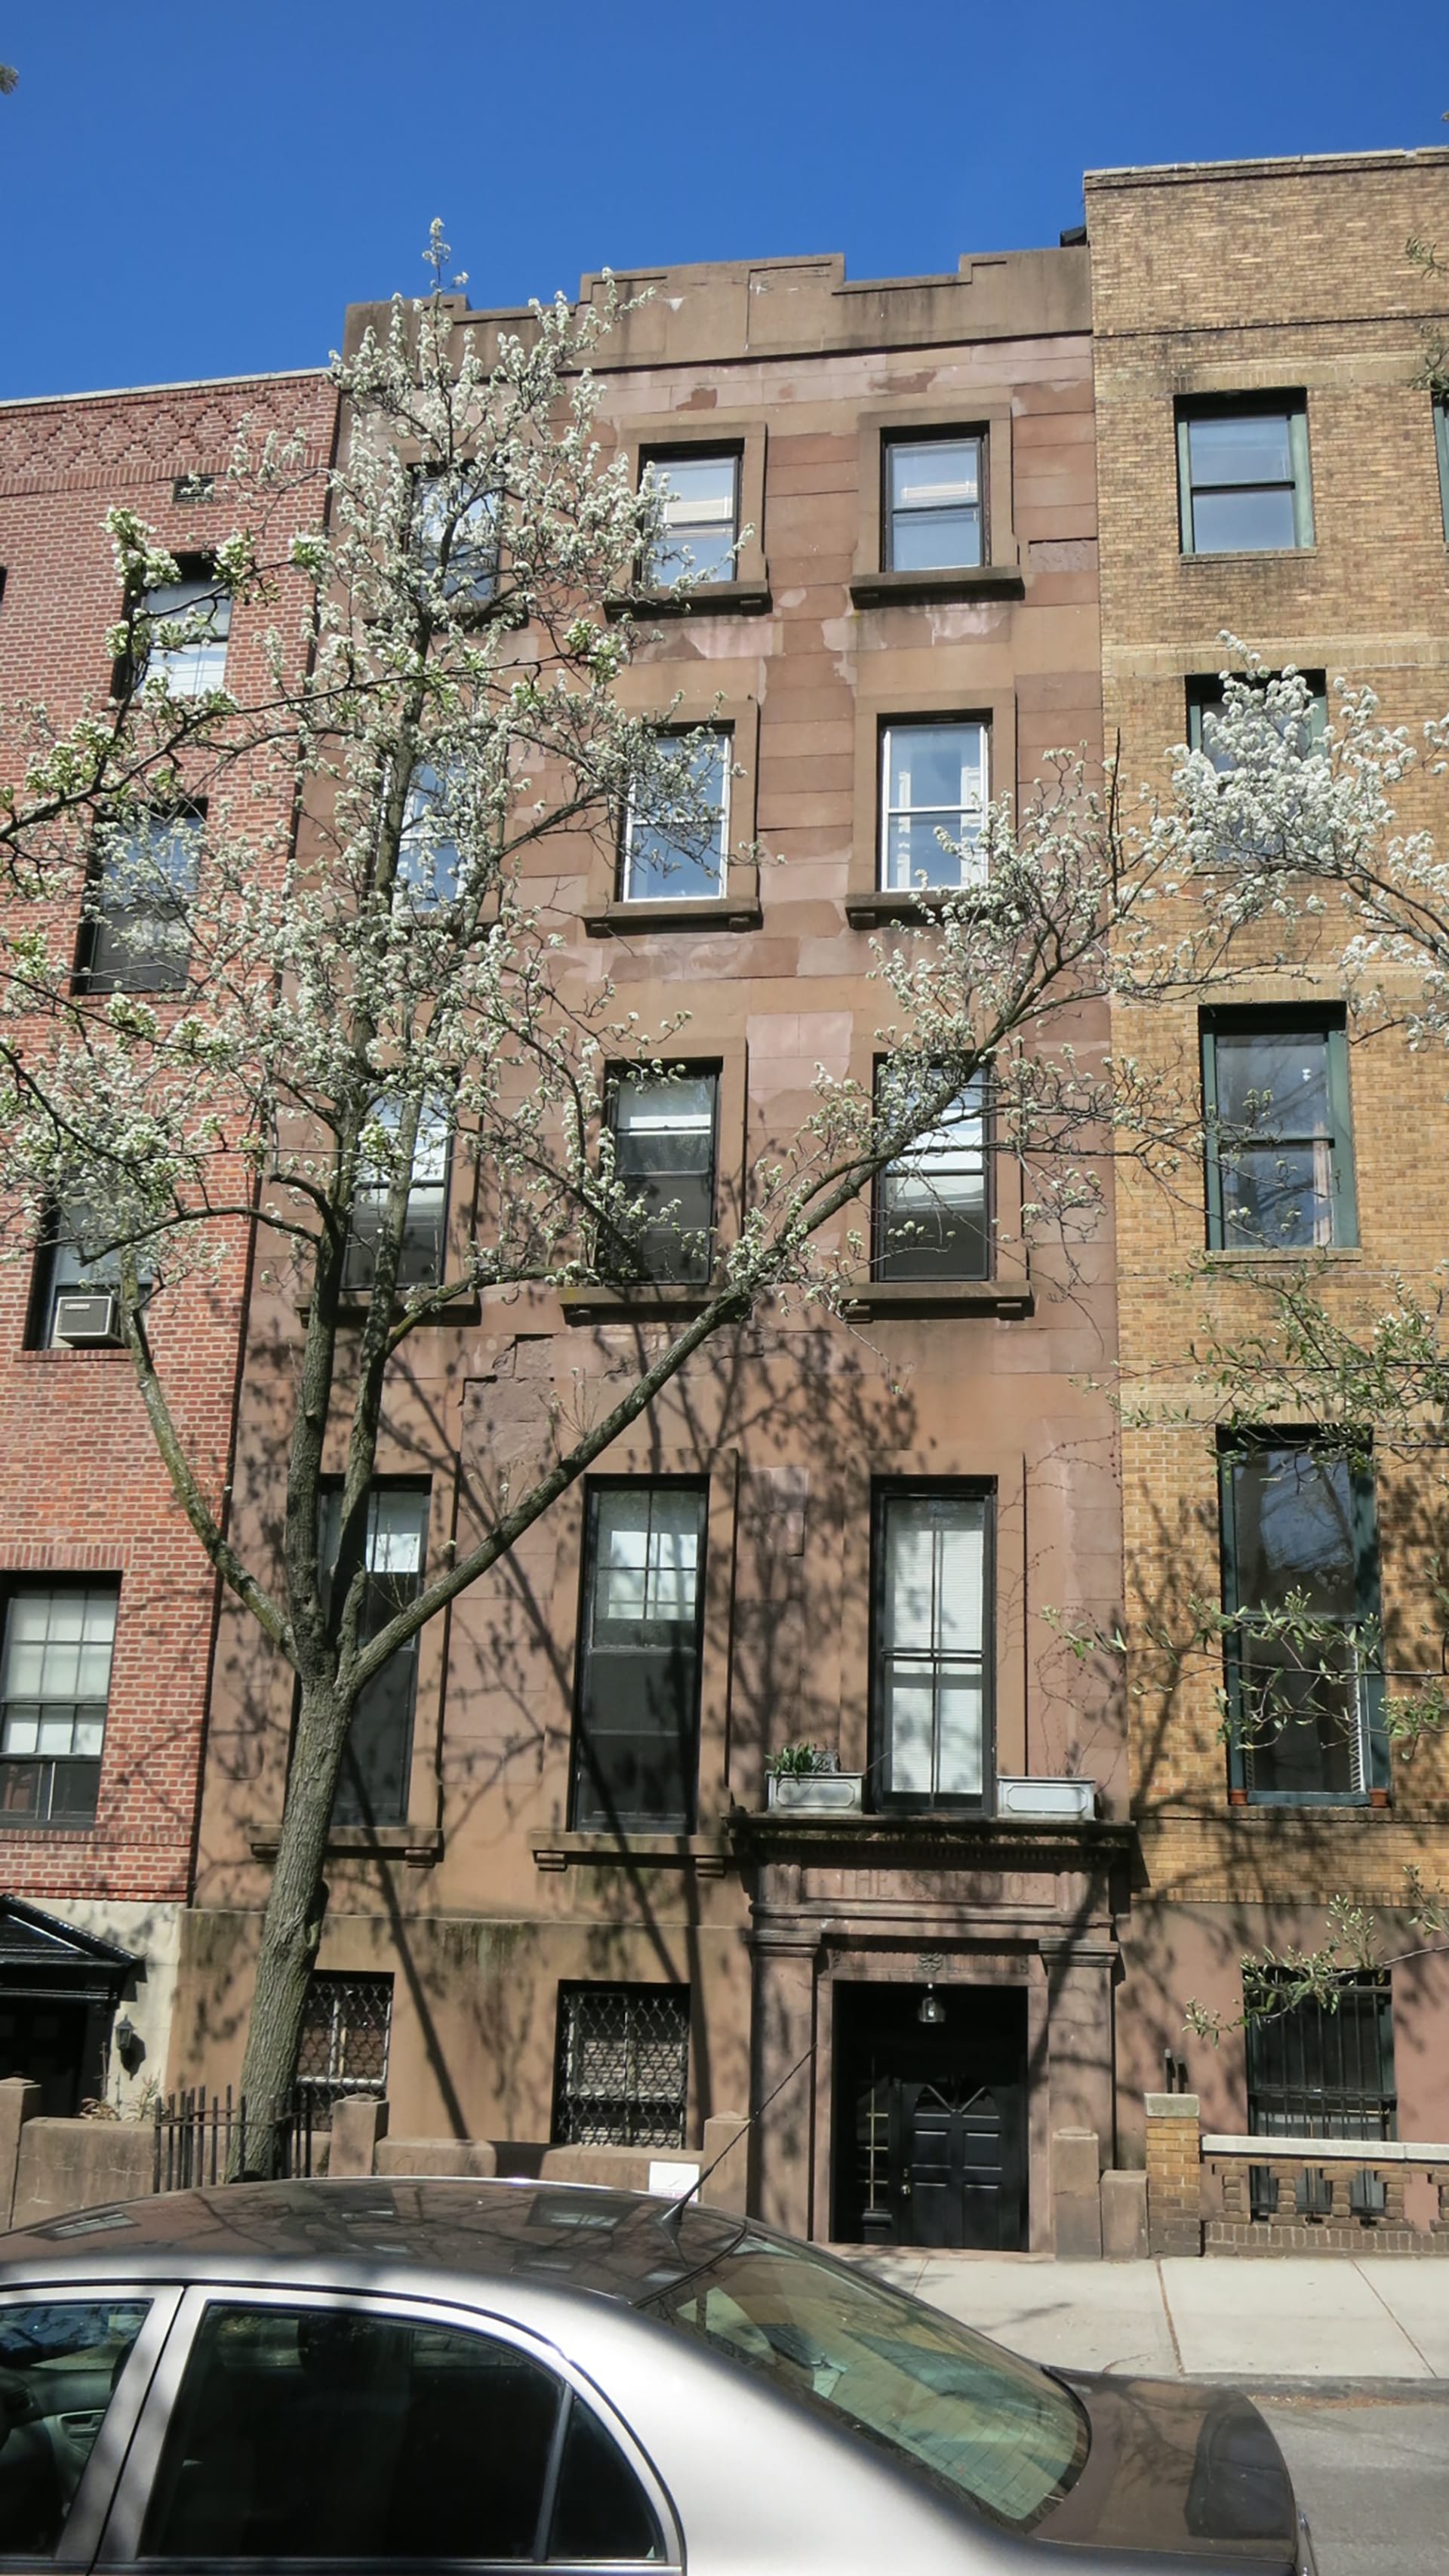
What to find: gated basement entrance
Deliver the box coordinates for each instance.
[832,1980,1027,2250]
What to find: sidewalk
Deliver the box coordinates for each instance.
[853,2251,1449,2384]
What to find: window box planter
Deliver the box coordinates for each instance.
[766,1771,864,1815]
[995,1774,1095,1822]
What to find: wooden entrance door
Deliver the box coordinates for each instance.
[891,2076,1022,2249]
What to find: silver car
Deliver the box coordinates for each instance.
[0,2180,1315,2576]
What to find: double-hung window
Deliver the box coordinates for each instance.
[1177,399,1313,553]
[606,1069,717,1284]
[343,1095,450,1295]
[82,811,200,992]
[642,453,740,586]
[875,1076,989,1280]
[622,730,730,903]
[1435,395,1449,541]
[415,473,497,603]
[1220,1437,1384,1805]
[553,1981,691,2147]
[139,559,230,695]
[880,722,987,894]
[0,1585,117,1826]
[1202,1011,1356,1252]
[872,1486,992,1805]
[296,1971,393,2127]
[884,436,984,571]
[397,763,463,909]
[571,1482,707,1832]
[32,1197,146,1348]
[318,1483,429,1827]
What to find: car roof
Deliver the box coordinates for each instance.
[0,2178,749,2305]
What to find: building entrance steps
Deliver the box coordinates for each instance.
[844,2249,1449,2384]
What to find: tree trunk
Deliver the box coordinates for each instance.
[232,1679,349,2179]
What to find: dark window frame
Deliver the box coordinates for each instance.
[313,1478,431,1827]
[341,1095,451,1299]
[1435,395,1449,543]
[26,1196,152,1351]
[1246,1967,1397,2141]
[1185,671,1327,771]
[872,1064,992,1282]
[569,1477,709,1835]
[638,444,743,589]
[295,1970,393,2128]
[115,549,231,699]
[552,1979,691,2149]
[1176,395,1314,555]
[602,1063,720,1285]
[413,466,500,607]
[869,1479,995,1813]
[1218,1430,1388,1808]
[0,1575,119,1830]
[75,803,203,996]
[882,426,988,573]
[1201,1005,1358,1253]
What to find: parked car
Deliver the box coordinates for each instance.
[0,2179,1314,2574]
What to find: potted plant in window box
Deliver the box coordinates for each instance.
[765,1743,864,1814]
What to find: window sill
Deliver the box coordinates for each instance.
[0,1817,100,1834]
[248,1824,443,1865]
[17,1346,129,1364]
[297,1295,483,1328]
[1204,1246,1360,1266]
[1226,1790,1386,1811]
[532,1831,731,1876]
[841,1277,1032,1319]
[558,1282,716,1323]
[604,580,773,621]
[850,565,1024,609]
[845,887,986,928]
[1180,546,1317,565]
[583,897,762,938]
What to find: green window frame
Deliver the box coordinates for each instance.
[1201,1009,1357,1253]
[1177,398,1314,554]
[1186,672,1327,773]
[1219,1434,1387,1808]
[1435,395,1449,543]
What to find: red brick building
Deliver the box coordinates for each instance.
[0,368,335,2110]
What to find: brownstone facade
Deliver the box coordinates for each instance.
[172,249,1124,2248]
[0,370,335,2107]
[1088,149,1449,2159]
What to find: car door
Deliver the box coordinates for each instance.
[0,2285,180,2576]
[94,2286,679,2576]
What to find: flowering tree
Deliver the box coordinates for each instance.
[0,241,1297,2165]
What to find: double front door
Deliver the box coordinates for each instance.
[841,1983,1027,2251]
[891,2076,1020,2250]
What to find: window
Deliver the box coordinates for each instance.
[621,731,730,904]
[0,1586,117,1827]
[1247,1969,1396,2141]
[884,435,983,571]
[1436,396,1449,542]
[343,1097,450,1296]
[553,1982,690,2148]
[1220,1438,1383,1804]
[139,559,230,695]
[80,810,200,992]
[318,1484,429,1826]
[873,1488,991,1805]
[642,452,739,586]
[296,1972,392,2127]
[141,2298,661,2564]
[0,2297,152,2554]
[1202,1012,1356,1251]
[879,721,987,893]
[571,1483,706,1832]
[397,764,463,909]
[1177,399,1312,553]
[1186,672,1327,776]
[875,1076,989,1280]
[605,1070,717,1284]
[31,1197,145,1347]
[415,473,497,604]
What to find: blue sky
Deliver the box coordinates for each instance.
[0,0,1444,401]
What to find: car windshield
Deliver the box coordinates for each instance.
[647,2235,1086,2532]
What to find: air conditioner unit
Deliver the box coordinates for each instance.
[53,1292,120,1346]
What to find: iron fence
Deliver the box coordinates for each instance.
[152,2087,319,2192]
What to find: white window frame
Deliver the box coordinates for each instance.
[879,721,989,894]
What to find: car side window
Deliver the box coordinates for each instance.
[139,2302,663,2564]
[0,2298,151,2557]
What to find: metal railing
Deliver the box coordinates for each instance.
[152,2087,318,2192]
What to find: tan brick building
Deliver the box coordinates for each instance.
[0,370,334,2110]
[171,248,1127,2251]
[1088,149,1449,2165]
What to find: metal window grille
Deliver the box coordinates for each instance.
[1246,1971,1396,2143]
[552,1984,689,2149]
[296,1973,392,2129]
